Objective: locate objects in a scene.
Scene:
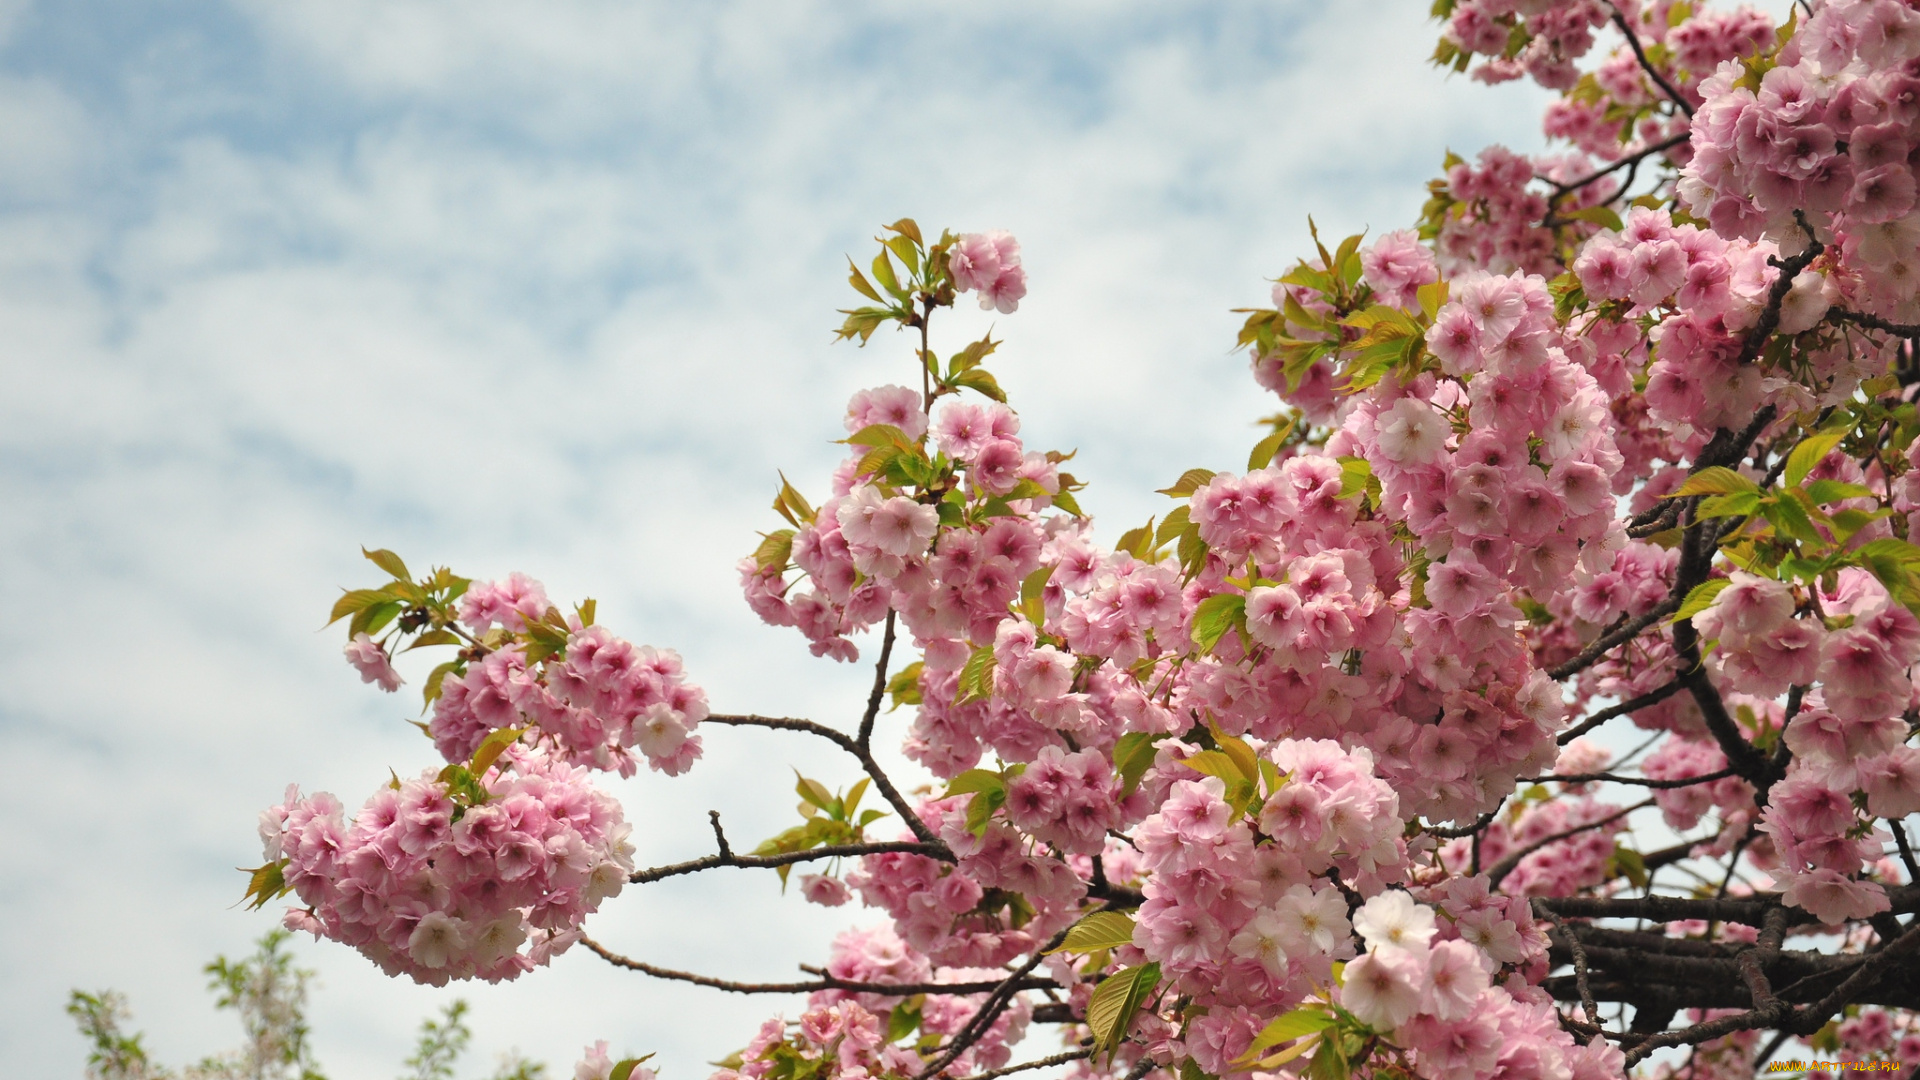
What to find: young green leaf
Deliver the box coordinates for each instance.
[1047,910,1139,954]
[1667,578,1732,625]
[1085,962,1161,1064]
[1237,1006,1336,1065]
[469,726,527,778]
[1190,593,1247,653]
[1785,430,1847,488]
[610,1055,656,1080]
[1671,466,1760,497]
[1157,468,1218,499]
[956,646,997,704]
[1248,417,1295,472]
[362,547,411,582]
[1112,732,1160,796]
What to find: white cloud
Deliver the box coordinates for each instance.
[1,2,1563,1077]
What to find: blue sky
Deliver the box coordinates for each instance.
[0,3,1564,1076]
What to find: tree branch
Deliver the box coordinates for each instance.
[1607,7,1695,117]
[859,610,898,752]
[629,839,950,885]
[579,937,1056,997]
[707,713,947,849]
[1555,679,1687,745]
[952,1049,1093,1080]
[1488,799,1654,889]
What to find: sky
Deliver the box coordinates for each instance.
[0,3,1578,1077]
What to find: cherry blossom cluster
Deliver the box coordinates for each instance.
[261,746,633,985]
[433,632,708,779]
[1680,0,1920,319]
[713,926,1032,1080]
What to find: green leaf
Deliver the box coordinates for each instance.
[1335,457,1375,502]
[886,660,924,711]
[1786,430,1846,488]
[1115,518,1156,560]
[1154,506,1192,549]
[846,257,884,303]
[883,235,920,277]
[795,773,836,813]
[1019,565,1053,625]
[1190,593,1246,654]
[1158,468,1218,499]
[423,659,461,709]
[1178,526,1210,578]
[1248,417,1296,472]
[772,473,816,528]
[951,368,1007,403]
[1765,494,1825,545]
[1239,1006,1336,1064]
[956,646,997,704]
[942,769,1006,800]
[948,335,999,375]
[1308,1034,1351,1080]
[469,726,526,778]
[844,423,913,449]
[238,860,292,911]
[1695,490,1762,520]
[1112,732,1160,796]
[964,786,1006,836]
[1052,488,1085,517]
[871,250,904,299]
[329,587,393,626]
[1668,578,1732,624]
[1671,466,1760,497]
[754,529,796,572]
[1204,719,1262,784]
[362,547,410,581]
[350,600,404,639]
[1047,910,1138,954]
[1086,963,1160,1064]
[610,1055,656,1080]
[887,1001,923,1042]
[884,218,923,245]
[401,629,460,652]
[1563,205,1624,232]
[1804,479,1875,505]
[1416,280,1448,321]
[1181,749,1255,787]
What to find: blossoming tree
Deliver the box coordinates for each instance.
[246,2,1920,1078]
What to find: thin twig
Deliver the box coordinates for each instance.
[1556,680,1687,744]
[630,839,950,885]
[859,611,898,751]
[580,937,1058,996]
[952,1049,1093,1080]
[1487,800,1655,889]
[1523,766,1736,789]
[1608,6,1695,117]
[707,713,947,849]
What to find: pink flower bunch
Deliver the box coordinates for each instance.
[1681,3,1920,320]
[1362,229,1441,310]
[1125,740,1405,1014]
[262,746,633,985]
[1641,735,1756,830]
[1433,147,1558,276]
[1445,0,1610,90]
[574,1042,654,1080]
[707,925,1031,1080]
[1758,760,1894,924]
[1451,796,1628,897]
[948,231,1027,314]
[458,572,551,632]
[1334,892,1623,1080]
[431,602,709,778]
